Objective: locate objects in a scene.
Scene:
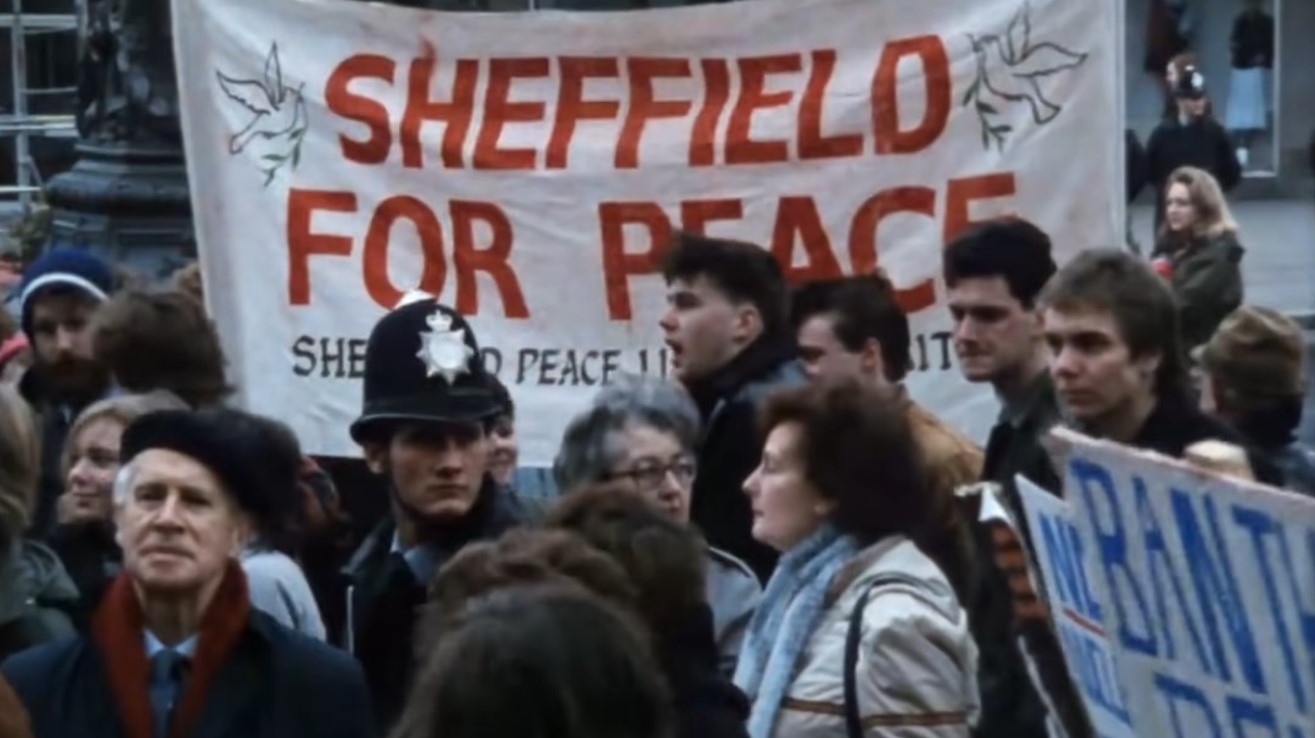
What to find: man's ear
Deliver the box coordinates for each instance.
[1135,349,1163,384]
[733,303,764,345]
[363,442,389,475]
[859,337,885,379]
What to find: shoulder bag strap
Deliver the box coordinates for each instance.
[843,572,930,738]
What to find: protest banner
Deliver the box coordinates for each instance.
[1053,428,1315,738]
[1015,475,1136,738]
[173,0,1122,461]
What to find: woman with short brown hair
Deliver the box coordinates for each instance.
[91,288,232,409]
[735,377,978,738]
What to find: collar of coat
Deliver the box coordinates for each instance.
[91,561,251,738]
[685,333,797,418]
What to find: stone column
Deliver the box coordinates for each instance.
[44,0,192,280]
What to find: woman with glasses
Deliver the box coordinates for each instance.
[554,375,762,675]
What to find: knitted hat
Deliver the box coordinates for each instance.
[19,248,114,336]
[120,408,301,525]
[1196,306,1306,399]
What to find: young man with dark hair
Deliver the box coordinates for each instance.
[944,218,1060,492]
[659,233,804,579]
[16,248,116,535]
[791,275,981,595]
[944,219,1090,738]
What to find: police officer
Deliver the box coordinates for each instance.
[341,298,536,724]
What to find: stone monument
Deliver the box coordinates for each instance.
[45,0,193,279]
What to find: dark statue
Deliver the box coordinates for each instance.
[46,0,193,279]
[77,0,180,144]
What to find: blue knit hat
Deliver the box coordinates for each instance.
[19,247,114,337]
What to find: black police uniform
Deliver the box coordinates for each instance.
[339,299,536,727]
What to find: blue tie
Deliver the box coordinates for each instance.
[149,649,188,738]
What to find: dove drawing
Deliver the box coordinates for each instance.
[216,43,308,156]
[962,1,1089,150]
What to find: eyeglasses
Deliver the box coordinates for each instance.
[604,458,697,491]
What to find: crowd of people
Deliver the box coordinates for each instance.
[0,156,1311,738]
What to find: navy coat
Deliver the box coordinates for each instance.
[2,609,376,738]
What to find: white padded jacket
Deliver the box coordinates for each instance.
[770,535,980,738]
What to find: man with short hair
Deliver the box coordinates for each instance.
[944,219,1060,494]
[3,408,374,738]
[944,219,1088,738]
[1196,305,1315,495]
[17,248,116,535]
[659,233,804,579]
[791,274,981,593]
[343,297,536,723]
[1040,249,1265,464]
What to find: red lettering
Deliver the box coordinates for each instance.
[771,197,842,282]
[798,51,862,160]
[287,189,357,306]
[548,57,621,169]
[401,56,478,169]
[451,201,528,318]
[599,202,673,320]
[362,196,447,309]
[727,54,803,165]
[944,173,1018,241]
[690,59,731,167]
[617,58,693,169]
[849,187,937,312]
[475,58,551,171]
[325,55,395,165]
[873,36,952,154]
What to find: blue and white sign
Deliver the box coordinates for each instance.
[1055,428,1315,738]
[1017,475,1136,738]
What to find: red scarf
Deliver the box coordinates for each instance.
[91,562,252,738]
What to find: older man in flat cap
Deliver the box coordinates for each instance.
[341,297,537,725]
[2,408,375,738]
[1197,305,1315,495]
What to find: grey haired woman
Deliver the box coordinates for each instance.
[554,375,761,675]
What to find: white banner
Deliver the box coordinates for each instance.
[173,0,1121,461]
[1052,428,1315,738]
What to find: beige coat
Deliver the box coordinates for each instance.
[772,536,980,738]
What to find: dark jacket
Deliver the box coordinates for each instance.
[983,371,1063,503]
[1155,232,1245,352]
[0,539,77,663]
[1146,117,1241,228]
[1231,11,1274,69]
[341,480,533,727]
[46,523,120,632]
[971,373,1089,738]
[2,609,374,738]
[659,605,750,738]
[1131,390,1282,487]
[1234,411,1315,497]
[686,336,805,581]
